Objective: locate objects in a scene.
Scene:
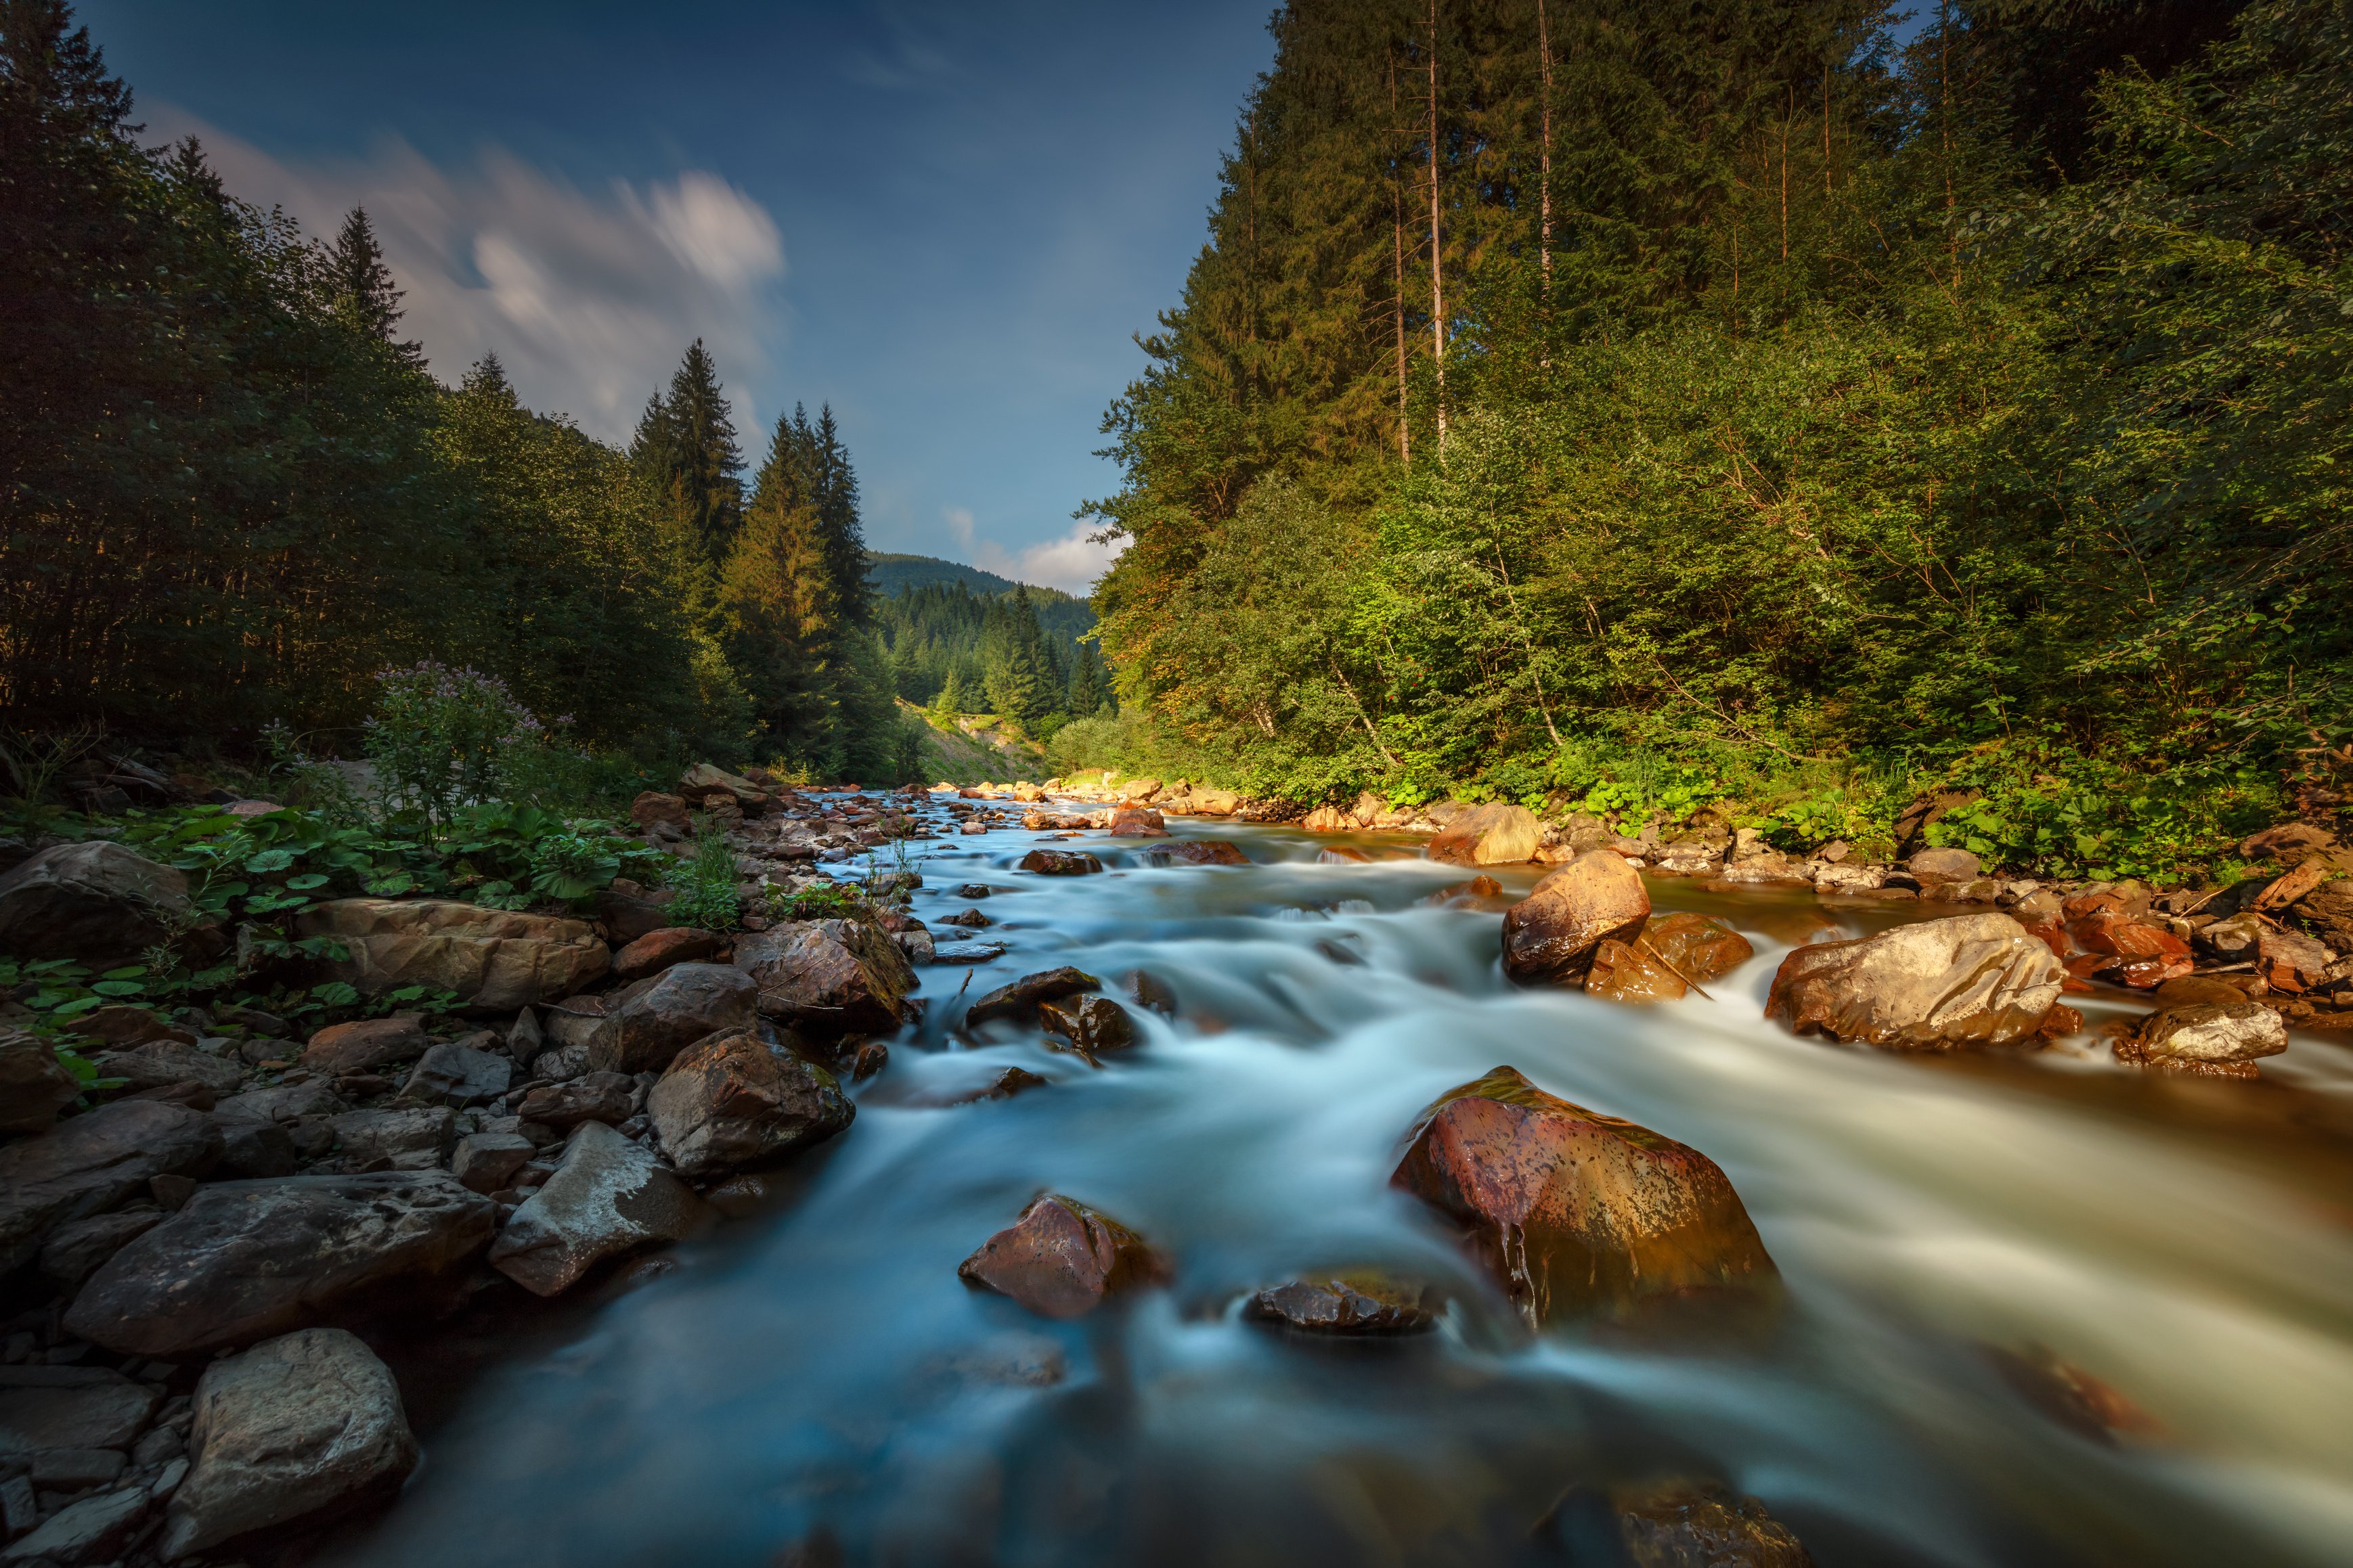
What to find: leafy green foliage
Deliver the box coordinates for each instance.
[663,819,743,932]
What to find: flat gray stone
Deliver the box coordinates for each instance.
[328,1106,455,1163]
[63,1171,495,1358]
[0,1484,146,1563]
[37,1209,163,1291]
[0,1368,158,1454]
[399,1037,511,1106]
[0,1100,221,1276]
[487,1121,711,1297]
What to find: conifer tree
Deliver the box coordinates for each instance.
[632,340,743,566]
[326,206,418,361]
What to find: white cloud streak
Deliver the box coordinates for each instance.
[144,106,785,444]
[943,508,1124,596]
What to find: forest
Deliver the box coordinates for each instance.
[1084,0,2350,878]
[0,1,1097,795]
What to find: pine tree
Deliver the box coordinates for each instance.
[326,206,418,361]
[631,340,743,566]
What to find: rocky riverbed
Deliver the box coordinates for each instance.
[1,774,2350,1567]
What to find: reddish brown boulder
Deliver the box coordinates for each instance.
[586,962,759,1074]
[734,919,915,1034]
[630,791,691,831]
[294,899,609,1011]
[646,1029,853,1178]
[956,1194,1167,1318]
[1107,807,1169,838]
[1501,851,1651,985]
[1018,849,1104,876]
[299,1014,430,1075]
[1299,805,1354,832]
[1038,994,1137,1063]
[1390,1066,1774,1325]
[1428,803,1541,867]
[612,925,730,983]
[1765,912,2065,1050]
[1644,912,1755,983]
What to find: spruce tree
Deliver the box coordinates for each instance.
[326,206,419,361]
[632,339,743,566]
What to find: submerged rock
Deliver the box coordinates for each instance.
[1390,1067,1774,1325]
[488,1121,711,1297]
[1143,839,1250,866]
[957,1194,1166,1319]
[1018,849,1104,876]
[1038,994,1137,1064]
[1501,851,1651,985]
[160,1328,417,1560]
[1246,1272,1434,1335]
[1583,939,1686,1004]
[647,1028,853,1178]
[1585,913,1757,1004]
[1610,1482,1815,1567]
[1765,912,2065,1050]
[65,1171,494,1357]
[2113,1001,2287,1077]
[966,966,1103,1029]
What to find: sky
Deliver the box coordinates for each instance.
[76,0,1279,593]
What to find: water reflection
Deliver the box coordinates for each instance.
[347,812,2353,1568]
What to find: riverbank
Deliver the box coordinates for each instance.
[3,769,2350,1565]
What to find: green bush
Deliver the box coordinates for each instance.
[663,818,742,932]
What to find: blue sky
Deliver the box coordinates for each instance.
[78,0,1277,591]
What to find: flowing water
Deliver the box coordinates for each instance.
[347,808,2353,1568]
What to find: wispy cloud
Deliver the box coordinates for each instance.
[143,106,786,443]
[941,508,1123,596]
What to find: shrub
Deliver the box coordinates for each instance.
[663,817,742,931]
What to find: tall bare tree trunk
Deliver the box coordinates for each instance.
[1537,0,1552,300]
[1428,0,1447,459]
[1390,48,1411,465]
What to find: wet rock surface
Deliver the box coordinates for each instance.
[1391,1067,1774,1324]
[734,920,915,1034]
[586,962,759,1074]
[957,1194,1166,1319]
[0,1100,222,1276]
[1038,994,1137,1064]
[64,1171,495,1357]
[489,1121,712,1297]
[965,966,1103,1029]
[1501,851,1652,985]
[161,1328,416,1559]
[1765,912,2065,1050]
[1246,1273,1435,1334]
[1018,849,1104,875]
[646,1029,854,1178]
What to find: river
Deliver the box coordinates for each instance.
[344,807,2353,1568]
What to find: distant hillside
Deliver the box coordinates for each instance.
[868,552,1053,602]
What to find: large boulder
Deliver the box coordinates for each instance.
[2115,1001,2288,1074]
[1038,994,1137,1064]
[1908,846,1983,885]
[64,1171,496,1357]
[1428,803,1542,868]
[487,1121,711,1296]
[398,1036,512,1106]
[679,762,764,805]
[646,1029,854,1179]
[1107,807,1170,838]
[293,899,609,1010]
[612,925,730,983]
[1390,1066,1774,1325]
[159,1328,416,1561]
[732,920,914,1035]
[0,1030,80,1136]
[956,1194,1166,1319]
[0,1100,221,1275]
[1141,839,1250,867]
[585,962,758,1075]
[1765,912,2065,1050]
[1501,851,1651,985]
[0,842,192,962]
[328,1106,456,1165]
